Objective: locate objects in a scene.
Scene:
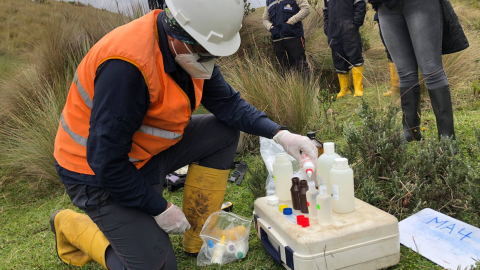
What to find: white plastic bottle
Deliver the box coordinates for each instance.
[272,153,294,201]
[300,153,315,178]
[316,142,341,194]
[306,181,319,219]
[316,185,333,226]
[211,235,226,264]
[330,158,355,214]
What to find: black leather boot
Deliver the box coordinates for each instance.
[400,85,422,142]
[428,85,456,140]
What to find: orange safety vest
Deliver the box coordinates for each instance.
[54,10,204,175]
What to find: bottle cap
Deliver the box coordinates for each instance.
[334,158,349,167]
[275,153,289,163]
[307,181,316,190]
[319,185,327,195]
[301,217,310,227]
[208,240,215,248]
[323,142,335,154]
[267,195,279,205]
[279,204,288,213]
[307,132,316,139]
[296,215,305,224]
[237,251,244,259]
[283,208,293,215]
[306,169,313,178]
[291,177,300,184]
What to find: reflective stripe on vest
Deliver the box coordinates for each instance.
[60,113,88,147]
[73,70,92,109]
[138,125,182,140]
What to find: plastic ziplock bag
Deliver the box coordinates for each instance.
[197,211,252,266]
[259,137,300,196]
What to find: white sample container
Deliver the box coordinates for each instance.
[273,153,294,201]
[211,235,226,264]
[316,185,333,226]
[330,158,355,214]
[316,142,341,195]
[305,181,319,219]
[253,197,400,270]
[300,154,315,178]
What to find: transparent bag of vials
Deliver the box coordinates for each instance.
[196,211,252,266]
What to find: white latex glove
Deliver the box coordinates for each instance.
[153,202,191,235]
[273,130,318,165]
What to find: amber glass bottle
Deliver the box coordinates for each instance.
[299,180,309,213]
[307,132,324,156]
[290,177,301,210]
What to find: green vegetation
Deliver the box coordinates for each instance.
[1,0,480,269]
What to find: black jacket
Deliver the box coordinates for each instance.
[323,0,367,37]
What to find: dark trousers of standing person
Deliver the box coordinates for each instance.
[273,37,310,73]
[60,114,239,270]
[379,0,454,142]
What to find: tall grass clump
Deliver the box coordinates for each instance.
[221,50,320,134]
[0,4,127,188]
[339,102,480,226]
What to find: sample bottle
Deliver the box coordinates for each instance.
[211,235,226,264]
[290,177,301,210]
[316,142,341,194]
[206,240,215,259]
[307,132,324,156]
[272,153,293,201]
[306,181,319,219]
[330,158,355,214]
[299,180,309,213]
[300,154,315,178]
[316,185,333,226]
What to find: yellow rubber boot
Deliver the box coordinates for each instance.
[352,65,364,97]
[50,209,109,268]
[182,164,229,253]
[336,73,352,99]
[384,62,400,96]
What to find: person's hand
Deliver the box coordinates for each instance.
[286,20,292,25]
[273,130,318,165]
[270,25,274,29]
[153,202,191,234]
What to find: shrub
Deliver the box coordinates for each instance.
[339,102,480,225]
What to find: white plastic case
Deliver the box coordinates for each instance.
[253,197,400,270]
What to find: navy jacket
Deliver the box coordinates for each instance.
[56,12,281,217]
[267,0,305,40]
[323,0,367,37]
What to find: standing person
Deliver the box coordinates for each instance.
[262,0,311,72]
[49,0,319,269]
[370,0,468,141]
[374,12,400,97]
[323,0,367,99]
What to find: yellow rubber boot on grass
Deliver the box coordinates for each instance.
[182,164,229,253]
[50,209,109,268]
[352,65,364,97]
[336,73,352,99]
[384,62,400,96]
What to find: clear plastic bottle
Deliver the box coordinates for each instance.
[330,158,355,214]
[272,153,293,201]
[316,142,341,194]
[306,181,319,219]
[316,185,333,226]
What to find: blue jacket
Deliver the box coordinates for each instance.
[323,0,366,37]
[266,0,305,40]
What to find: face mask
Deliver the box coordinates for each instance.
[171,41,216,80]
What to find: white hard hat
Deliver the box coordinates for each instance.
[165,0,243,57]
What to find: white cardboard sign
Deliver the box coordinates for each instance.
[399,208,480,269]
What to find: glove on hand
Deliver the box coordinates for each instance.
[273,130,318,165]
[154,203,191,235]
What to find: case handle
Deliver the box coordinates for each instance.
[260,227,282,264]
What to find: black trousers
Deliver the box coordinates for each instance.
[328,21,364,73]
[64,114,240,270]
[273,37,309,73]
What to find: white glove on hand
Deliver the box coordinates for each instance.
[273,130,318,165]
[153,203,191,235]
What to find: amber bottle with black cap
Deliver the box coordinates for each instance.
[290,177,301,210]
[299,180,309,213]
[307,132,324,156]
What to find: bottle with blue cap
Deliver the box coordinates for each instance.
[206,239,215,259]
[283,207,293,215]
